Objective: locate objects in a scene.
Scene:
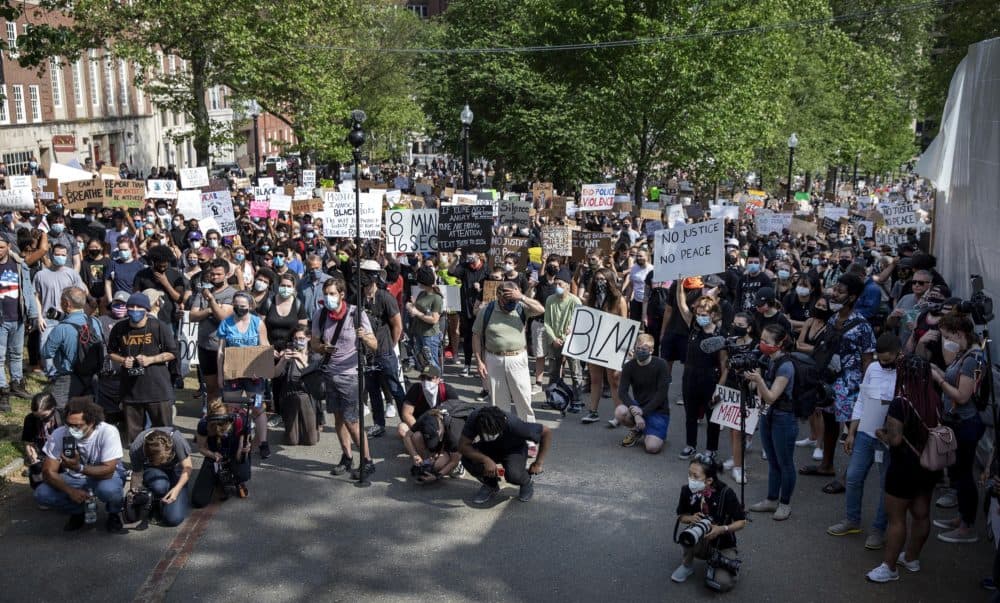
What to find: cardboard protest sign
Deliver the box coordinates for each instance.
[99,165,119,180]
[503,192,522,202]
[322,192,381,239]
[176,190,203,219]
[301,169,316,188]
[252,186,278,202]
[269,194,292,213]
[108,180,146,208]
[257,177,275,188]
[39,178,58,201]
[440,285,462,313]
[789,218,818,237]
[820,217,839,234]
[532,182,554,206]
[571,231,614,261]
[579,183,616,212]
[640,208,661,221]
[853,221,874,238]
[794,192,810,202]
[292,198,324,215]
[393,176,410,190]
[177,311,199,375]
[710,385,760,434]
[550,197,568,216]
[499,199,532,225]
[63,179,105,209]
[482,280,501,303]
[146,179,178,200]
[644,220,664,236]
[385,209,438,253]
[653,218,724,282]
[541,226,572,258]
[437,204,492,253]
[180,167,209,189]
[878,202,918,230]
[562,306,641,371]
[489,236,529,269]
[756,214,785,235]
[665,204,686,228]
[8,175,31,190]
[0,188,34,211]
[234,177,252,190]
[222,345,275,381]
[201,191,237,235]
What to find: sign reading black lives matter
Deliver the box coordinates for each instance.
[385,209,438,253]
[437,204,493,252]
[562,306,641,371]
[652,218,724,282]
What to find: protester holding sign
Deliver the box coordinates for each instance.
[407,266,444,372]
[580,268,629,425]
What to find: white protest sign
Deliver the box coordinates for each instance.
[301,169,316,188]
[385,189,401,207]
[709,205,739,220]
[709,385,760,434]
[47,162,94,183]
[269,194,292,213]
[146,179,178,200]
[878,202,918,229]
[252,186,278,202]
[440,285,462,312]
[322,192,381,238]
[875,230,909,248]
[562,306,641,371]
[176,189,203,219]
[756,214,785,235]
[8,175,32,190]
[666,204,686,228]
[292,187,312,201]
[853,220,874,238]
[653,218,725,282]
[579,183,616,212]
[201,190,237,235]
[0,188,34,211]
[178,311,199,375]
[180,167,209,189]
[385,209,438,253]
[257,177,275,188]
[821,206,849,220]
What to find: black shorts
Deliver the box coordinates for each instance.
[660,332,688,363]
[884,458,940,500]
[198,347,219,377]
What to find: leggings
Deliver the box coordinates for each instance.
[683,372,720,451]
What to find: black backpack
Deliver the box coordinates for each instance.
[71,318,105,387]
[810,317,866,383]
[544,377,575,415]
[775,353,825,418]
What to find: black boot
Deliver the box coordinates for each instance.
[0,388,10,413]
[8,379,30,399]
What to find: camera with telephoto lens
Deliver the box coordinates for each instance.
[126,359,146,377]
[677,517,713,547]
[728,350,765,375]
[46,307,65,321]
[957,275,994,326]
[124,487,154,525]
[216,458,239,492]
[707,547,743,576]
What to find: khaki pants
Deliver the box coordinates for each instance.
[485,350,535,423]
[682,539,738,592]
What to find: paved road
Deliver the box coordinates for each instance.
[0,364,992,602]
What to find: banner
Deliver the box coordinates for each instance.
[571,231,614,261]
[652,218,725,281]
[541,225,572,257]
[178,311,199,375]
[579,183,616,212]
[322,191,381,239]
[437,204,492,252]
[201,190,237,235]
[0,188,34,211]
[385,209,438,253]
[146,179,178,200]
[180,166,209,189]
[709,385,760,434]
[562,306,641,371]
[64,179,106,209]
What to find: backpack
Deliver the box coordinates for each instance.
[480,300,527,351]
[71,318,105,387]
[810,317,866,383]
[775,353,825,419]
[544,377,575,415]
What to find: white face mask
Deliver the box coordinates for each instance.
[942,339,961,354]
[795,286,811,297]
[422,380,439,405]
[688,478,706,493]
[253,280,268,292]
[828,302,844,312]
[481,432,501,442]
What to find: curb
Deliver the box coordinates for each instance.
[0,458,24,479]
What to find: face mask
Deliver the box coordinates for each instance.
[52,255,67,267]
[696,315,712,328]
[157,207,168,216]
[942,339,961,353]
[596,282,608,293]
[29,161,37,169]
[191,241,202,250]
[324,294,341,311]
[554,286,565,296]
[812,306,833,320]
[119,249,133,261]
[144,228,154,236]
[173,220,182,228]
[746,263,760,274]
[481,432,501,442]
[111,304,127,319]
[501,299,518,312]
[635,349,651,363]
[306,232,315,239]
[312,268,324,280]
[233,306,250,318]
[688,478,706,494]
[208,240,219,249]
[274,257,286,267]
[50,223,66,235]
[838,259,852,269]
[879,360,897,370]
[253,280,268,292]
[545,264,558,276]
[293,339,308,350]
[504,263,515,273]
[127,309,146,323]
[260,245,270,252]
[186,258,199,267]
[795,286,811,297]
[68,427,86,440]
[465,255,476,264]
[88,249,101,258]
[235,253,246,262]
[422,380,439,399]
[278,286,294,299]
[777,269,791,280]
[811,258,821,267]
[732,325,748,337]
[758,342,780,355]
[828,302,844,312]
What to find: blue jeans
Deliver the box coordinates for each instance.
[953,414,986,526]
[34,465,126,515]
[845,431,888,530]
[0,319,25,388]
[143,467,190,527]
[759,409,799,504]
[411,333,442,371]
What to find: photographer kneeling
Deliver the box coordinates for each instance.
[408,407,470,484]
[192,400,252,506]
[671,459,747,591]
[127,427,193,527]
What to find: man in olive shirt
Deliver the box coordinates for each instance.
[543,275,583,410]
[472,281,544,423]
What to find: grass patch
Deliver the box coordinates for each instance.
[0,373,50,470]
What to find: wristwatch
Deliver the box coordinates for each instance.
[78,463,85,473]
[723,525,729,532]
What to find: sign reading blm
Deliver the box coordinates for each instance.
[653,218,724,282]
[562,306,641,371]
[438,205,492,252]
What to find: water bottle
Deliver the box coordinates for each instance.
[84,490,97,524]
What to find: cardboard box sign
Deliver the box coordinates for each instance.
[222,346,275,381]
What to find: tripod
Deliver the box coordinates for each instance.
[736,378,754,516]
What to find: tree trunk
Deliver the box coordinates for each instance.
[633,117,649,217]
[190,53,211,167]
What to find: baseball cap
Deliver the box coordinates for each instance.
[682,276,704,290]
[725,238,740,248]
[360,259,381,272]
[419,365,441,380]
[754,287,777,306]
[126,292,151,310]
[188,231,203,241]
[112,291,130,305]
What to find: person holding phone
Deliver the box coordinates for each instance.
[187,259,235,404]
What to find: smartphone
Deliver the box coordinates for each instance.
[62,435,77,458]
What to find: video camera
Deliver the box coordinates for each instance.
[699,336,766,376]
[959,275,994,326]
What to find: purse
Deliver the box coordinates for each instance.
[902,398,957,471]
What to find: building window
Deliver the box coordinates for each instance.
[0,85,9,124]
[2,151,33,175]
[72,59,85,107]
[104,55,116,114]
[119,59,129,112]
[49,58,63,109]
[12,85,26,123]
[209,86,220,111]
[5,22,17,59]
[406,4,428,18]
[168,55,176,75]
[89,50,101,108]
[28,85,41,122]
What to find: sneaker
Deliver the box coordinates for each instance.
[567,402,583,414]
[518,478,534,502]
[731,467,746,484]
[475,389,490,402]
[531,383,543,395]
[812,448,824,461]
[267,415,283,428]
[385,404,397,418]
[237,483,249,498]
[581,411,600,424]
[106,512,127,534]
[723,457,735,471]
[606,417,619,429]
[795,437,817,447]
[473,483,501,505]
[366,425,386,438]
[258,442,271,460]
[63,513,86,532]
[622,429,642,448]
[670,563,695,583]
[866,562,899,583]
[827,519,862,536]
[932,517,960,530]
[698,450,717,464]
[981,577,995,590]
[8,379,30,399]
[865,530,886,550]
[897,552,921,573]
[773,503,792,521]
[527,442,538,458]
[677,446,697,460]
[461,365,472,378]
[350,460,376,481]
[750,499,779,513]
[450,462,465,478]
[675,398,685,406]
[937,527,979,544]
[444,348,454,361]
[935,490,958,509]
[330,454,353,476]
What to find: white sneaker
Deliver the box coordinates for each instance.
[866,562,899,583]
[606,417,620,429]
[897,553,921,573]
[723,457,735,471]
[795,437,817,447]
[812,447,824,461]
[761,449,768,460]
[935,489,958,509]
[670,563,695,583]
[385,405,397,419]
[675,398,685,406]
[731,467,746,484]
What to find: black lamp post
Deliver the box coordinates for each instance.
[248,100,261,186]
[785,133,798,206]
[347,109,371,486]
[460,103,473,190]
[852,152,860,192]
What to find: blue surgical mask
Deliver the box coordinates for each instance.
[324,294,341,311]
[501,300,518,312]
[52,255,67,267]
[119,249,132,261]
[635,349,651,363]
[274,257,285,267]
[696,315,712,328]
[746,263,761,274]
[260,245,270,252]
[777,269,791,280]
[235,253,245,262]
[811,258,821,267]
[127,309,146,323]
[278,286,294,299]
[50,223,65,235]
[554,286,565,296]
[68,427,86,440]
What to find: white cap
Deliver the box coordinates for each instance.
[359,259,381,272]
[725,238,740,248]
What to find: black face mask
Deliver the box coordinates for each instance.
[811,306,834,320]
[839,259,852,270]
[879,361,897,370]
[545,264,558,276]
[731,325,748,337]
[233,306,250,318]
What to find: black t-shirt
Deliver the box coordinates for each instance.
[403,382,458,420]
[685,324,722,375]
[675,483,745,550]
[363,289,400,355]
[263,296,308,349]
[80,257,112,300]
[644,272,670,324]
[133,267,187,323]
[781,291,813,326]
[752,310,793,341]
[736,272,773,313]
[461,408,543,457]
[667,284,702,335]
[107,316,178,404]
[21,411,61,450]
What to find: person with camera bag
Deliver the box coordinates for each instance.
[671,458,747,591]
[106,292,178,443]
[40,287,103,408]
[193,399,252,506]
[127,427,192,528]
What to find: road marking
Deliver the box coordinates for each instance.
[133,503,218,603]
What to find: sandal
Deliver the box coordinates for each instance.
[799,465,836,477]
[822,480,846,494]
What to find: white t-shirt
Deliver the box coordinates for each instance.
[851,363,897,437]
[43,422,123,479]
[628,263,653,302]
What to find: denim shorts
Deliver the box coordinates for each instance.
[325,372,360,422]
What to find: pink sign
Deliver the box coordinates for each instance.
[250,199,270,218]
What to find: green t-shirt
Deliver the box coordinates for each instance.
[410,290,443,336]
[649,186,660,201]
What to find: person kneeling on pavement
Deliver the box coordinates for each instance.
[397,365,459,440]
[615,334,671,453]
[22,393,62,489]
[671,458,747,592]
[192,400,252,506]
[458,406,551,505]
[34,398,128,533]
[126,427,193,528]
[408,406,472,484]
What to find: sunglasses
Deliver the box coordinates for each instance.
[911,280,930,285]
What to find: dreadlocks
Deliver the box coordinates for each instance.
[896,353,943,430]
[475,407,507,439]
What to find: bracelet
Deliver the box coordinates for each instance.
[78,463,85,473]
[723,525,729,533]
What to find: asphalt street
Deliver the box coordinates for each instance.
[0,363,993,603]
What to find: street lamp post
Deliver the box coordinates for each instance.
[852,152,860,192]
[248,100,261,185]
[347,109,370,487]
[460,104,473,190]
[785,133,798,206]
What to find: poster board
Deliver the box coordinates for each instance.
[710,385,760,434]
[541,225,572,257]
[652,218,725,281]
[321,191,381,239]
[146,179,178,200]
[107,179,146,208]
[201,190,237,235]
[180,167,209,189]
[63,179,106,209]
[0,188,35,211]
[489,236,529,269]
[562,306,641,371]
[437,204,492,252]
[579,183,616,212]
[177,311,199,375]
[176,190,203,219]
[385,209,438,253]
[222,346,275,380]
[499,199,532,225]
[571,231,614,261]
